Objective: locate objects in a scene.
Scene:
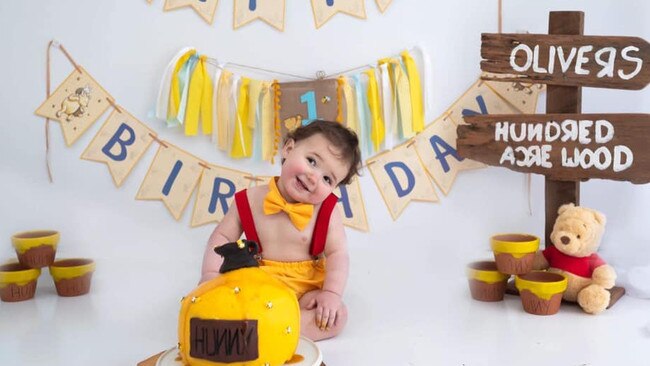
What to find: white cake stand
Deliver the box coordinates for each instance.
[157,336,323,366]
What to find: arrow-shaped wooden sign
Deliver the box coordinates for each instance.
[480,33,650,90]
[458,113,650,184]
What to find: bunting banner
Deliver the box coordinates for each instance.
[447,79,524,125]
[35,67,112,146]
[35,43,545,231]
[80,108,156,187]
[311,0,367,29]
[367,142,439,220]
[190,165,251,227]
[334,176,368,232]
[233,0,286,31]
[482,73,545,114]
[413,115,484,196]
[375,0,393,13]
[163,0,219,24]
[151,0,390,29]
[136,144,205,220]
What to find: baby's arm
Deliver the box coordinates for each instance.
[199,204,243,283]
[314,209,349,329]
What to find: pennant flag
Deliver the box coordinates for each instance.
[334,177,369,232]
[413,116,484,196]
[482,73,545,114]
[278,79,340,139]
[80,108,156,187]
[310,0,366,29]
[190,165,251,227]
[233,0,286,31]
[164,0,219,24]
[35,67,112,146]
[367,142,438,220]
[136,144,204,220]
[375,0,393,13]
[252,175,274,186]
[447,79,521,125]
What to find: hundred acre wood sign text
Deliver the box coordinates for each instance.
[458,113,650,184]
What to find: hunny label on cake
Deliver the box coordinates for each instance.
[189,318,259,363]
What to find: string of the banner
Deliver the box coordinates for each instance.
[44,40,83,183]
[205,57,376,81]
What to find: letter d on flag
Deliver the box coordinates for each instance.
[367,142,438,220]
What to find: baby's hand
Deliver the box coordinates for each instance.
[307,290,342,331]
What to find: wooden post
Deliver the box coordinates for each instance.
[544,11,583,247]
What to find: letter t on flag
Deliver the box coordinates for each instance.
[136,143,204,220]
[367,142,438,220]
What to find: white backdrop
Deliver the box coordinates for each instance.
[1,1,649,365]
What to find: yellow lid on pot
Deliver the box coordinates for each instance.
[11,230,60,254]
[0,265,41,287]
[467,268,509,284]
[515,271,568,300]
[491,234,539,254]
[49,259,95,281]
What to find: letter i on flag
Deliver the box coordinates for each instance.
[136,144,205,220]
[367,142,438,220]
[190,166,251,227]
[413,116,484,196]
[35,67,112,146]
[81,108,156,187]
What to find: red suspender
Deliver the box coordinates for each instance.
[234,190,262,253]
[235,190,338,257]
[310,193,339,257]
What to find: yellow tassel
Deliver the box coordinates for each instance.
[231,77,252,158]
[364,69,385,151]
[401,50,424,133]
[168,50,196,121]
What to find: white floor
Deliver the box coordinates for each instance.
[1,246,649,366]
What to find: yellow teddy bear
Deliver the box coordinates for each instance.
[533,203,617,314]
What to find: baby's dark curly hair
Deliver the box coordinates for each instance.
[285,120,361,186]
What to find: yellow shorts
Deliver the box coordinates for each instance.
[259,258,326,299]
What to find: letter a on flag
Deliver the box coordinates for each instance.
[414,116,484,195]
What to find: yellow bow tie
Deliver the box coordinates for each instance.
[263,178,314,231]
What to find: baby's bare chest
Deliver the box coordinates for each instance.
[251,211,316,261]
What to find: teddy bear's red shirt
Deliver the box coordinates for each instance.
[543,245,606,278]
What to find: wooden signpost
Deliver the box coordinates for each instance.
[458,11,650,307]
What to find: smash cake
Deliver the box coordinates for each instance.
[178,240,302,366]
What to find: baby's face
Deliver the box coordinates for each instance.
[278,133,349,205]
